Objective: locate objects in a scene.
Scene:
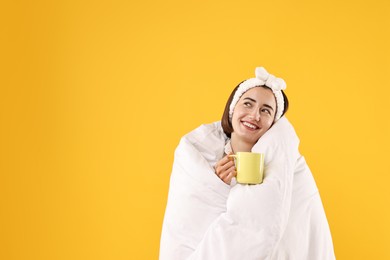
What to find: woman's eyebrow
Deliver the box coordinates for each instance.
[263,104,274,111]
[243,97,256,102]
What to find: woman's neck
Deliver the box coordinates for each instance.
[230,134,253,153]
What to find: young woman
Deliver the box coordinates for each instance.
[160,67,335,260]
[215,68,289,185]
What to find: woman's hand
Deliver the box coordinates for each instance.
[215,153,237,185]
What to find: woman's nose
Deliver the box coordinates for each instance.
[250,109,261,121]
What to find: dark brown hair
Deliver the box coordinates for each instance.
[221,83,289,138]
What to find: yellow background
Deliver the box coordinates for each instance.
[1,0,389,259]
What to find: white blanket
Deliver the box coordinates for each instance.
[160,117,335,260]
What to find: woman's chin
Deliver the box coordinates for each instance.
[233,134,260,147]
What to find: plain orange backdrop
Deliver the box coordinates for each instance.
[1,0,389,259]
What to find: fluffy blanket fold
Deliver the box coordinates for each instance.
[160,117,335,260]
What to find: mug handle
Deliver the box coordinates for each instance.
[228,154,236,159]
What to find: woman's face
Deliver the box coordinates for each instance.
[231,87,276,146]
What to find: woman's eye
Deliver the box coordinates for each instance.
[261,109,271,115]
[244,102,252,107]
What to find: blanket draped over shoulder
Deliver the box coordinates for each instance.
[160,117,335,260]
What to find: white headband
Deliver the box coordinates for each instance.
[229,67,287,122]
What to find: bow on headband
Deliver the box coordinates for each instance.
[255,67,286,92]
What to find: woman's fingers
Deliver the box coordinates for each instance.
[222,169,237,184]
[215,154,232,169]
[215,153,236,184]
[217,160,235,174]
[218,164,235,180]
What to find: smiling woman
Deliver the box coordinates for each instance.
[159,67,335,259]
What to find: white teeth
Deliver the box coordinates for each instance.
[243,122,257,129]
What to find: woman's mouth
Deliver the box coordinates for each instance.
[241,121,259,130]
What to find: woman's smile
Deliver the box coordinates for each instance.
[241,120,260,130]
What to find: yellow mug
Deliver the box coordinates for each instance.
[229,152,264,184]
